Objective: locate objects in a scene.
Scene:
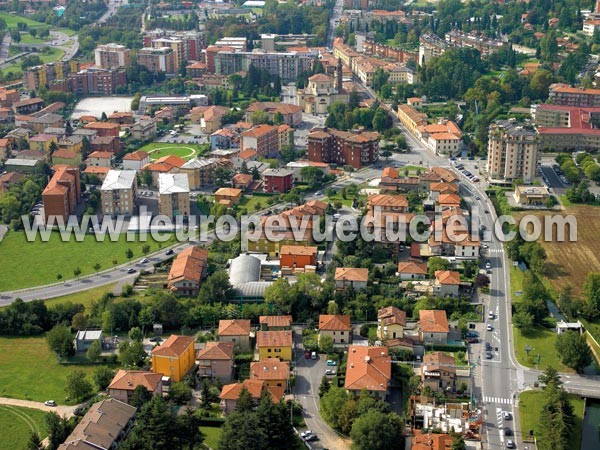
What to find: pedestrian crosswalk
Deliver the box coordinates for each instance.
[487,248,504,254]
[483,396,513,405]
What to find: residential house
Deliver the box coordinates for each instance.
[196,341,234,383]
[345,345,391,399]
[108,112,134,124]
[438,193,461,209]
[421,352,457,393]
[419,310,449,345]
[179,157,217,189]
[84,121,121,138]
[12,97,43,115]
[214,187,242,207]
[142,155,186,186]
[100,170,137,217]
[167,246,209,296]
[256,330,293,361]
[429,182,458,201]
[191,105,229,133]
[0,138,11,160]
[241,124,279,158]
[122,151,150,171]
[150,334,196,382]
[411,430,453,450]
[29,134,58,152]
[158,173,190,219]
[246,101,303,126]
[513,185,551,206]
[0,172,24,196]
[232,172,254,190]
[130,119,157,141]
[52,150,81,167]
[259,315,292,331]
[250,358,290,390]
[91,135,122,154]
[334,267,368,291]
[57,399,136,450]
[58,135,84,154]
[219,380,284,415]
[42,165,81,223]
[86,151,114,168]
[108,370,163,404]
[280,245,318,270]
[74,329,102,352]
[377,306,407,341]
[262,168,294,193]
[454,237,480,259]
[231,149,258,169]
[28,113,64,133]
[397,261,428,280]
[368,193,409,214]
[210,128,240,150]
[4,158,43,174]
[218,319,251,352]
[84,166,110,181]
[318,314,352,347]
[434,270,460,297]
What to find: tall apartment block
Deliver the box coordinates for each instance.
[94,43,131,69]
[100,170,138,217]
[137,47,176,74]
[486,120,539,185]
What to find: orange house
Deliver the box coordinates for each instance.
[150,335,196,382]
[279,245,318,270]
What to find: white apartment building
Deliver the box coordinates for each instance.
[100,170,137,216]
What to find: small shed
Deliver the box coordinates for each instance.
[74,329,103,352]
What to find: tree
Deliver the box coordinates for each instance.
[198,271,233,304]
[513,311,534,331]
[46,412,73,450]
[118,340,147,367]
[130,385,153,408]
[65,120,73,136]
[319,334,334,354]
[428,256,450,277]
[538,367,575,450]
[319,375,331,397]
[86,339,102,362]
[141,168,153,187]
[169,381,193,404]
[93,366,114,390]
[73,267,82,278]
[128,326,143,342]
[255,389,294,448]
[350,409,403,450]
[218,410,267,450]
[125,248,134,259]
[555,331,593,373]
[320,385,352,430]
[47,325,74,358]
[93,262,101,273]
[142,244,150,255]
[71,312,87,330]
[26,431,44,450]
[65,370,93,402]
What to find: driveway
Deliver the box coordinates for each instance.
[294,335,349,449]
[0,396,78,417]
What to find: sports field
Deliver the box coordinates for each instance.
[0,405,48,450]
[138,143,209,161]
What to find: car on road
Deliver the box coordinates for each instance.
[326,359,337,366]
[483,244,489,249]
[315,191,322,195]
[44,400,57,407]
[300,430,313,439]
[475,196,481,200]
[486,324,493,331]
[488,311,494,319]
[325,369,335,375]
[485,352,493,359]
[505,439,515,448]
[304,434,318,442]
[166,249,174,255]
[127,268,137,274]
[503,427,513,436]
[141,258,149,263]
[503,411,512,420]
[486,262,492,269]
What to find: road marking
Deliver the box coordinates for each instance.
[484,396,513,405]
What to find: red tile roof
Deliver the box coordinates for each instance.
[151,335,195,358]
[345,346,391,392]
[259,315,292,328]
[419,310,449,333]
[196,341,234,360]
[250,358,290,381]
[318,315,351,331]
[256,330,293,348]
[218,319,251,336]
[334,267,369,282]
[108,370,162,392]
[435,270,461,285]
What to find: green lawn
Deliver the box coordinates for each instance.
[139,142,208,161]
[0,230,174,291]
[200,426,221,449]
[39,47,65,64]
[513,326,572,373]
[19,32,46,44]
[519,390,584,449]
[0,13,47,29]
[0,336,101,403]
[238,195,270,213]
[509,265,525,303]
[0,405,48,450]
[41,284,117,310]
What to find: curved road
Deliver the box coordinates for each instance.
[0,397,77,417]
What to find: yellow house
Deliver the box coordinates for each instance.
[376,306,407,341]
[151,335,196,382]
[29,134,57,152]
[256,330,293,361]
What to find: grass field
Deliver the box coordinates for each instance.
[0,336,101,403]
[509,265,525,302]
[0,405,48,450]
[238,195,269,213]
[515,205,600,297]
[0,13,47,29]
[19,32,46,44]
[519,391,584,449]
[0,230,173,291]
[139,142,207,161]
[513,326,572,373]
[42,284,117,310]
[39,47,65,64]
[199,426,221,449]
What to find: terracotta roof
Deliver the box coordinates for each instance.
[422,352,456,376]
[52,149,78,159]
[84,121,120,130]
[30,134,56,142]
[242,124,278,138]
[412,430,453,450]
[143,162,173,173]
[108,369,162,392]
[430,182,458,193]
[150,335,195,358]
[378,306,407,327]
[308,73,333,82]
[218,319,251,336]
[345,346,391,392]
[0,172,24,184]
[232,173,253,185]
[397,261,427,275]
[196,341,234,360]
[123,150,149,161]
[280,245,317,256]
[259,315,292,328]
[550,83,600,95]
[435,270,461,285]
[430,166,457,183]
[168,247,208,286]
[381,167,399,179]
[219,379,284,403]
[318,314,351,331]
[419,310,449,333]
[155,155,186,168]
[368,193,408,208]
[256,330,293,348]
[247,101,302,116]
[214,187,242,198]
[84,166,110,175]
[42,165,75,196]
[334,267,369,282]
[237,149,257,160]
[250,358,290,381]
[438,193,461,205]
[88,151,113,159]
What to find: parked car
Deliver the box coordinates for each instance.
[486,324,493,331]
[505,440,515,448]
[486,262,492,269]
[44,400,57,407]
[325,369,335,375]
[466,337,478,343]
[475,196,481,200]
[488,311,494,319]
[504,427,513,436]
[304,434,318,442]
[326,360,337,366]
[311,351,317,360]
[485,352,493,359]
[300,430,313,439]
[485,342,492,351]
[503,411,512,420]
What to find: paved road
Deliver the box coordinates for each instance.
[0,32,11,62]
[326,0,344,48]
[97,0,127,24]
[293,332,349,450]
[0,397,78,417]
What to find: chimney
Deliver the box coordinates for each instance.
[365,356,371,363]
